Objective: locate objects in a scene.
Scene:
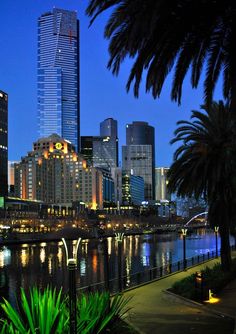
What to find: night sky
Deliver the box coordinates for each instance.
[0,1,223,166]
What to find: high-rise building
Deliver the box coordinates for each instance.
[155,167,171,201]
[14,134,103,209]
[122,173,144,206]
[37,8,80,151]
[0,91,8,198]
[81,118,118,169]
[8,161,18,196]
[111,167,122,206]
[122,121,155,200]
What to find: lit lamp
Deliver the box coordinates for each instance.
[115,232,124,292]
[62,238,81,334]
[214,226,219,257]
[181,228,188,270]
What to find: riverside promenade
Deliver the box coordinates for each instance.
[125,256,236,334]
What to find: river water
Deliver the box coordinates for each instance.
[0,229,231,303]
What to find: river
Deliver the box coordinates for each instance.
[0,229,232,303]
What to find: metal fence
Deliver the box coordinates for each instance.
[77,245,236,295]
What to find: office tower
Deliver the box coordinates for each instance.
[0,91,8,198]
[81,118,118,169]
[111,167,122,206]
[8,161,18,196]
[14,134,103,209]
[155,167,171,201]
[122,173,144,206]
[123,121,155,200]
[80,136,93,165]
[37,8,80,151]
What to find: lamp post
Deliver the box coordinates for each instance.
[62,238,81,334]
[115,232,124,292]
[214,226,219,257]
[100,237,110,291]
[182,228,187,270]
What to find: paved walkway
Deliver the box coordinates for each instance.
[124,257,236,334]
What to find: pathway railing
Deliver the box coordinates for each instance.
[77,245,236,295]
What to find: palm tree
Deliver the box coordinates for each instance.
[167,101,234,271]
[86,1,236,111]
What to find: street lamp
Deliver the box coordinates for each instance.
[99,237,110,291]
[214,226,219,257]
[62,238,81,334]
[181,228,188,270]
[115,232,124,292]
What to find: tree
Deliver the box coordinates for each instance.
[167,101,234,271]
[86,1,236,111]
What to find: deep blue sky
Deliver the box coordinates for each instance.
[0,1,222,166]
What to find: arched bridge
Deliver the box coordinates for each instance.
[184,211,208,227]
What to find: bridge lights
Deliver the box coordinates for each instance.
[182,228,188,270]
[214,226,219,257]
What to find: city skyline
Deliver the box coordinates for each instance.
[0,1,223,166]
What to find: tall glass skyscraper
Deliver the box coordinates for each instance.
[0,90,8,197]
[37,8,80,151]
[81,118,118,169]
[123,121,155,200]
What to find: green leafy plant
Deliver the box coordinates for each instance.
[0,287,68,334]
[76,292,131,334]
[0,288,132,334]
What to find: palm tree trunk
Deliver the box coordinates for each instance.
[220,222,232,272]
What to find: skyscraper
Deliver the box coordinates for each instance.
[155,167,171,201]
[0,90,8,198]
[81,118,118,169]
[122,121,155,200]
[37,8,80,151]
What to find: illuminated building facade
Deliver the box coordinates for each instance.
[123,121,155,200]
[99,168,115,207]
[155,167,171,201]
[122,173,144,206]
[37,8,80,151]
[122,145,153,201]
[0,90,8,197]
[14,134,103,209]
[8,161,18,196]
[111,167,122,206]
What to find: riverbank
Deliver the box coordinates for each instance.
[0,223,209,246]
[0,226,179,246]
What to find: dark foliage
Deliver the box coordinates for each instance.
[87,1,236,106]
[168,102,235,270]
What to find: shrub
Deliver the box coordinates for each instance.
[171,259,236,302]
[0,286,68,333]
[0,288,132,333]
[77,292,131,333]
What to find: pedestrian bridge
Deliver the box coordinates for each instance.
[184,211,208,227]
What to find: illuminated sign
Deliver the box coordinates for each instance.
[55,142,63,150]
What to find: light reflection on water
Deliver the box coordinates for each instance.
[0,229,233,303]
